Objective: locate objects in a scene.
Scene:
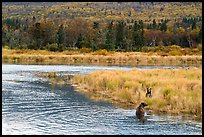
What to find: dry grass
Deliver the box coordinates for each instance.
[71,68,202,119]
[2,48,202,66]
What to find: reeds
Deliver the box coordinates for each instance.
[72,68,202,119]
[2,48,202,66]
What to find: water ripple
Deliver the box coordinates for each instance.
[2,64,202,135]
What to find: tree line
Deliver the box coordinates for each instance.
[2,17,202,52]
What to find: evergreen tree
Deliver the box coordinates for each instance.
[56,24,65,46]
[160,20,167,31]
[105,21,115,50]
[75,33,84,49]
[152,19,157,30]
[132,20,145,51]
[32,22,41,49]
[191,21,196,30]
[198,27,202,43]
[115,21,125,50]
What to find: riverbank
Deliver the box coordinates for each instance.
[2,48,202,66]
[72,68,202,120]
[34,67,202,121]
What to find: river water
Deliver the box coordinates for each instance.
[2,64,202,135]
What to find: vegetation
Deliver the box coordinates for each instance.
[2,2,202,52]
[34,67,202,120]
[2,47,202,66]
[35,72,73,86]
[71,68,202,120]
[2,2,202,121]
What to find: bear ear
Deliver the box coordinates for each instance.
[141,102,145,105]
[141,102,148,106]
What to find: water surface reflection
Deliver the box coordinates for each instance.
[2,64,202,135]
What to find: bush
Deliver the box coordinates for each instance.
[79,47,92,53]
[169,50,182,56]
[141,46,152,52]
[197,44,202,51]
[58,44,65,52]
[3,45,10,49]
[169,45,182,50]
[46,43,58,52]
[94,49,109,55]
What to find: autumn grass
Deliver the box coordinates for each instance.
[34,71,73,87]
[33,67,202,120]
[71,68,202,120]
[2,47,202,66]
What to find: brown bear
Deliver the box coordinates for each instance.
[146,87,152,97]
[136,102,148,123]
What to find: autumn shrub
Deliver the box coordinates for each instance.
[79,47,92,53]
[197,44,202,51]
[3,45,10,49]
[169,45,182,50]
[94,49,109,55]
[169,50,182,56]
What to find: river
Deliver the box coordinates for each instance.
[2,64,202,135]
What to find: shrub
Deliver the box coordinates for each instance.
[3,45,10,49]
[169,45,182,50]
[94,49,109,55]
[58,44,65,52]
[197,44,202,51]
[46,43,58,52]
[169,50,182,56]
[141,46,152,52]
[79,47,92,53]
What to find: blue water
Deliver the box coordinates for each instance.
[2,64,202,135]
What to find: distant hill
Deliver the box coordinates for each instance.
[2,2,202,23]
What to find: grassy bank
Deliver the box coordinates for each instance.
[2,47,202,66]
[34,67,202,120]
[71,68,202,120]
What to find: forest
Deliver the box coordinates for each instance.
[2,2,202,52]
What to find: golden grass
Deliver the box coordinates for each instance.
[34,72,73,86]
[2,48,202,66]
[71,68,202,119]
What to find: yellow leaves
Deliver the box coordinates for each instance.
[176,27,185,33]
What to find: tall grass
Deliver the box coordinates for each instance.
[2,48,202,66]
[72,68,202,119]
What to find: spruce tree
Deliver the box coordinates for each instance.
[115,21,125,50]
[75,33,84,49]
[152,19,157,30]
[105,21,115,50]
[132,20,145,51]
[56,24,65,46]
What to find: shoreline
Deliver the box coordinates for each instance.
[3,48,202,121]
[2,48,202,66]
[33,68,202,121]
[72,83,202,122]
[70,68,202,121]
